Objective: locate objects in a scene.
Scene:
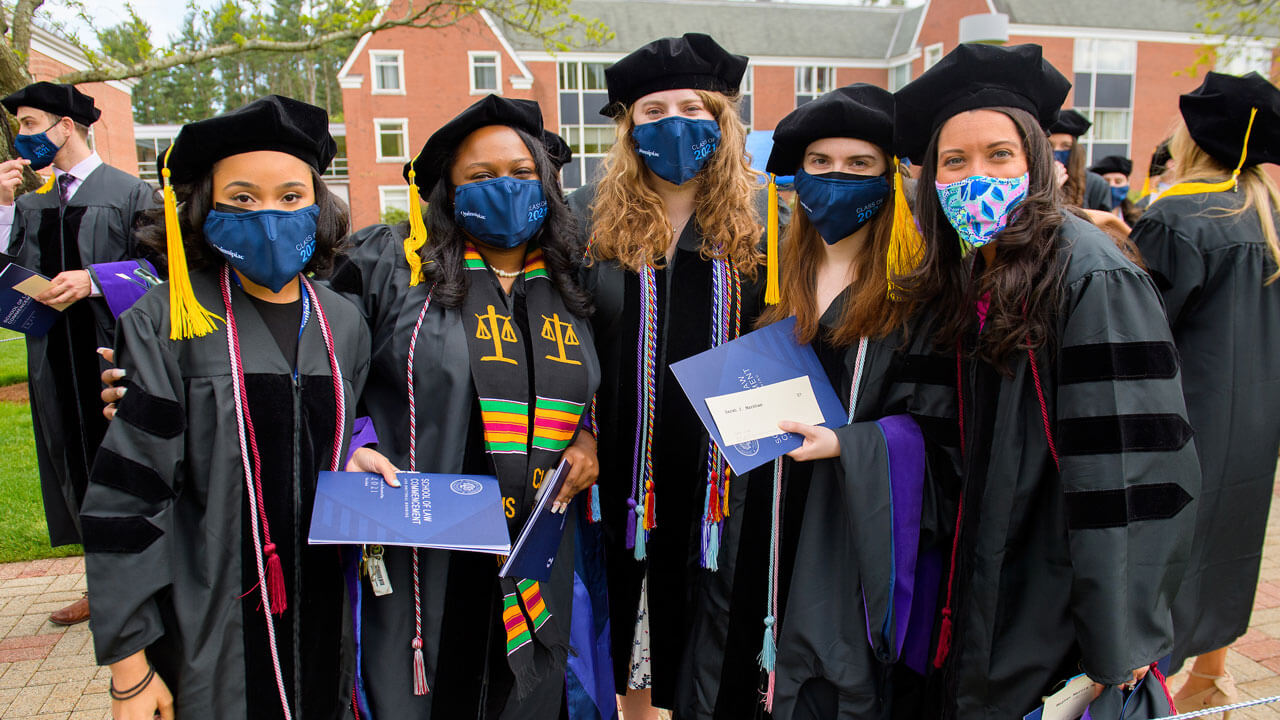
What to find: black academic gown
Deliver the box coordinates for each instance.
[1084,171,1114,212]
[568,181,777,713]
[769,303,958,720]
[1132,191,1280,666]
[330,225,601,720]
[10,162,156,546]
[937,214,1200,719]
[80,267,370,720]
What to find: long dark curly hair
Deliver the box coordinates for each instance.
[136,167,349,279]
[418,126,592,318]
[891,107,1067,371]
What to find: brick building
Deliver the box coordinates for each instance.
[339,0,1276,229]
[25,26,139,175]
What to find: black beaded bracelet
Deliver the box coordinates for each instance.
[109,664,156,701]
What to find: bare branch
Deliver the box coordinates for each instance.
[55,0,597,86]
[11,0,44,60]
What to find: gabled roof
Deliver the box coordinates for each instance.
[991,0,1206,34]
[501,0,925,61]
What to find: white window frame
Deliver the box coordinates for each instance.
[370,50,406,95]
[374,118,410,163]
[924,43,944,71]
[469,51,502,95]
[1072,38,1137,165]
[556,60,614,189]
[739,66,754,129]
[888,62,912,92]
[795,65,837,104]
[378,186,412,218]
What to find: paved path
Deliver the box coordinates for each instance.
[9,491,1280,719]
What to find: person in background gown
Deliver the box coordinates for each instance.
[1131,70,1280,716]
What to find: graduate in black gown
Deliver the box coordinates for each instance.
[1048,109,1113,212]
[752,85,959,720]
[0,83,157,625]
[893,44,1200,719]
[1130,71,1280,713]
[565,33,773,720]
[80,96,370,720]
[331,95,601,720]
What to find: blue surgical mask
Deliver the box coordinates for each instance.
[1110,185,1129,209]
[935,173,1030,254]
[14,121,65,170]
[631,116,721,186]
[454,176,547,249]
[1052,149,1071,166]
[792,169,890,244]
[202,204,320,293]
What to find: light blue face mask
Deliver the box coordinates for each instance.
[935,173,1030,254]
[202,204,320,292]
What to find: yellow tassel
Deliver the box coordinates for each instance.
[160,146,222,340]
[403,162,429,286]
[33,172,55,195]
[764,173,780,305]
[886,158,925,298]
[1161,107,1258,200]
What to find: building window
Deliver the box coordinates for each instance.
[795,66,837,107]
[888,62,912,92]
[924,43,944,71]
[375,119,409,162]
[379,186,411,224]
[134,136,173,184]
[470,52,501,94]
[1073,39,1136,163]
[1216,44,1273,76]
[370,51,405,95]
[557,61,613,189]
[738,66,754,130]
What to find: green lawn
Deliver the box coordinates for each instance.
[0,331,82,564]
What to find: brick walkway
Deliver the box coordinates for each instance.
[6,493,1280,719]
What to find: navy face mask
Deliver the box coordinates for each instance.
[792,169,890,244]
[1110,185,1129,209]
[454,176,548,249]
[1052,149,1071,166]
[631,116,721,186]
[202,204,319,293]
[14,121,65,170]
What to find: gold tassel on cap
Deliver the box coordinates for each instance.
[1161,106,1258,200]
[764,173,780,305]
[886,158,924,298]
[33,172,55,195]
[403,156,429,286]
[161,145,222,340]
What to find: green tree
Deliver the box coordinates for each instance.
[1190,0,1280,77]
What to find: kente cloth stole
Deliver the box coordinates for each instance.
[461,243,589,696]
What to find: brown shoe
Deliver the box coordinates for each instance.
[49,596,89,626]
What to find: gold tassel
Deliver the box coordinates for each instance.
[764,173,780,305]
[33,172,55,195]
[403,162,429,286]
[1161,107,1258,200]
[886,158,924,298]
[161,146,222,340]
[1136,175,1152,202]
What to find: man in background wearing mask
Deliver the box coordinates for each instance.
[0,81,156,627]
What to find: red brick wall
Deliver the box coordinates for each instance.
[26,50,138,176]
[913,0,992,77]
[835,67,890,94]
[751,66,797,131]
[342,0,543,228]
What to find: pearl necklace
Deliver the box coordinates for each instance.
[491,265,523,278]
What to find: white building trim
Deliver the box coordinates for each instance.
[519,50,921,70]
[1008,23,1274,48]
[479,9,536,90]
[31,27,137,95]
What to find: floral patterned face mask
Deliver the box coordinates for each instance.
[934,173,1030,254]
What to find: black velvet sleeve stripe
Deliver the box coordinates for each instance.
[80,515,163,553]
[1058,413,1193,455]
[895,354,956,387]
[1060,342,1179,384]
[1064,482,1194,530]
[115,380,186,439]
[328,257,363,296]
[89,447,174,503]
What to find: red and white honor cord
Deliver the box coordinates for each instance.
[405,288,435,696]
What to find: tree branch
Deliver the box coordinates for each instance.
[11,0,44,60]
[55,0,596,86]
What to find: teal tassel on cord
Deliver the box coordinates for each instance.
[588,485,602,523]
[705,523,720,571]
[633,503,647,560]
[758,615,777,671]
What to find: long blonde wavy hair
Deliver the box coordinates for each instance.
[588,90,763,276]
[1169,120,1280,284]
